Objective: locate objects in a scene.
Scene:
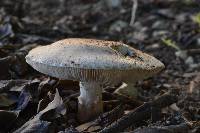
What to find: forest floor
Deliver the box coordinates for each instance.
[0,0,199,132]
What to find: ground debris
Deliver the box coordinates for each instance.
[76,104,124,132]
[131,123,191,133]
[99,91,178,133]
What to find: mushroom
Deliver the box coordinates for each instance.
[25,38,164,122]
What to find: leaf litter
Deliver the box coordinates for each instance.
[0,0,199,133]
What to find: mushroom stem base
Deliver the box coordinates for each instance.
[78,82,103,122]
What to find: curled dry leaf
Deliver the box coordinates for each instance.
[14,89,66,133]
[0,80,34,131]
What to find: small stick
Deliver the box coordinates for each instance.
[186,48,200,55]
[130,123,191,133]
[99,91,178,133]
[130,0,138,27]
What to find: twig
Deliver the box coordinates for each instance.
[186,48,200,55]
[95,104,125,127]
[76,105,125,132]
[130,123,191,133]
[63,92,79,103]
[130,0,138,27]
[99,91,178,133]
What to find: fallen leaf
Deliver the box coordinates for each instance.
[40,89,66,121]
[14,89,66,133]
[14,89,31,112]
[0,93,17,109]
[0,22,14,40]
[0,80,30,93]
[13,116,50,133]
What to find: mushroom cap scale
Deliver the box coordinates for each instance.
[26,38,164,85]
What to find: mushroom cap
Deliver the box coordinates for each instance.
[26,38,164,85]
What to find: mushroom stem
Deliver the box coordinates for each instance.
[78,82,103,122]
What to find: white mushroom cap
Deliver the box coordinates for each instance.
[26,38,164,85]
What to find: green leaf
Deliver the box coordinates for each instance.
[161,38,180,50]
